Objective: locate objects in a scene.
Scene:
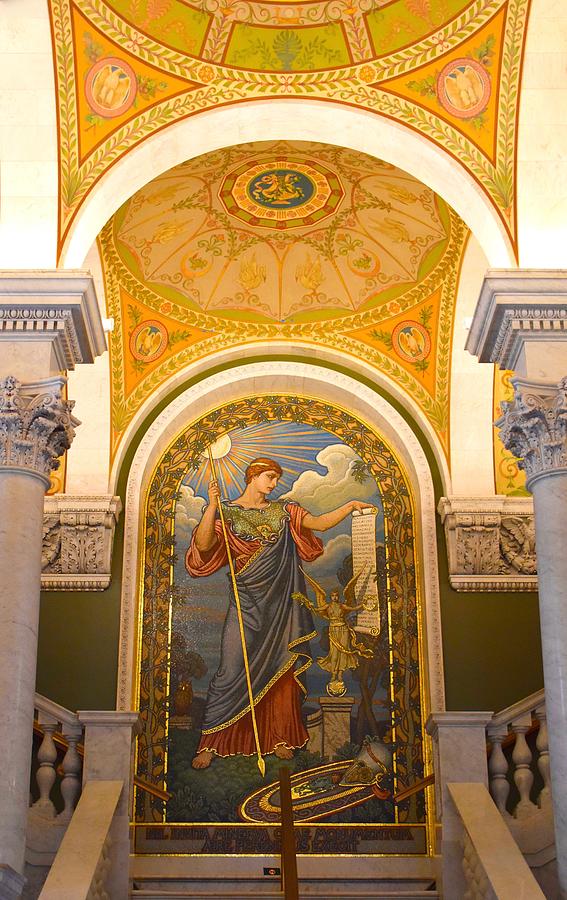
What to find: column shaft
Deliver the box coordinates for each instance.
[0,472,46,874]
[531,473,567,893]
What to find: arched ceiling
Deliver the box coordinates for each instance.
[99,140,469,458]
[50,0,530,255]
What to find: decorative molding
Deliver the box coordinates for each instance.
[0,376,79,488]
[438,496,537,591]
[466,269,567,369]
[0,270,107,369]
[41,494,122,591]
[496,377,567,490]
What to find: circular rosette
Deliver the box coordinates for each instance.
[220,158,343,230]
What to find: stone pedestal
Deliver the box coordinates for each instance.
[319,695,355,759]
[79,711,140,900]
[426,712,492,899]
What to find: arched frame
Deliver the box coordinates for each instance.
[116,362,445,724]
[62,101,515,270]
[109,344,453,500]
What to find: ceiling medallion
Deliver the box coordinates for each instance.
[392,321,431,363]
[85,57,137,119]
[436,58,491,120]
[130,320,169,362]
[220,158,344,230]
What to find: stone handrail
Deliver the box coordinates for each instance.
[38,780,123,900]
[448,782,545,899]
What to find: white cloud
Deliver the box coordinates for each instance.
[305,533,352,579]
[281,444,377,514]
[174,485,206,545]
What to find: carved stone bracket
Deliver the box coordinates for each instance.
[497,377,567,490]
[0,375,79,486]
[42,495,122,591]
[438,497,537,592]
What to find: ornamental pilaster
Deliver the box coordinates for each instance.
[0,376,80,488]
[496,377,567,490]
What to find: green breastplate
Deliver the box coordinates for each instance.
[222,500,290,543]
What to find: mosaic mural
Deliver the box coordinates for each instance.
[134,396,429,856]
[49,0,530,255]
[99,141,469,458]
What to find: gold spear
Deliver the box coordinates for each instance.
[207,446,266,778]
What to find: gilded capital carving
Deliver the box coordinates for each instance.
[0,375,80,487]
[496,377,567,490]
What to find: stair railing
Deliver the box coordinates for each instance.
[38,780,123,900]
[32,694,84,823]
[32,693,169,818]
[487,689,548,818]
[448,782,545,899]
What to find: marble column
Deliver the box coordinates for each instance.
[497,375,567,894]
[466,270,567,898]
[0,272,106,900]
[0,376,79,893]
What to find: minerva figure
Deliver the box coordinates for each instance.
[186,457,371,769]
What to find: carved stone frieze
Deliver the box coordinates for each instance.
[0,375,79,486]
[438,497,537,592]
[496,377,567,489]
[41,495,122,591]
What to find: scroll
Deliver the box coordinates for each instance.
[351,507,380,637]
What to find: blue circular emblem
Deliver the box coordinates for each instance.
[247,169,315,209]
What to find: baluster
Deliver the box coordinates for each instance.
[535,704,551,808]
[59,725,83,822]
[487,728,510,816]
[33,718,58,818]
[510,714,537,817]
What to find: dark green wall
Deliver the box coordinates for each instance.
[35,355,544,713]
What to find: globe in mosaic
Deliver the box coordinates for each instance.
[220,158,344,230]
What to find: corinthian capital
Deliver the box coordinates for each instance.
[496,377,567,489]
[0,375,80,487]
